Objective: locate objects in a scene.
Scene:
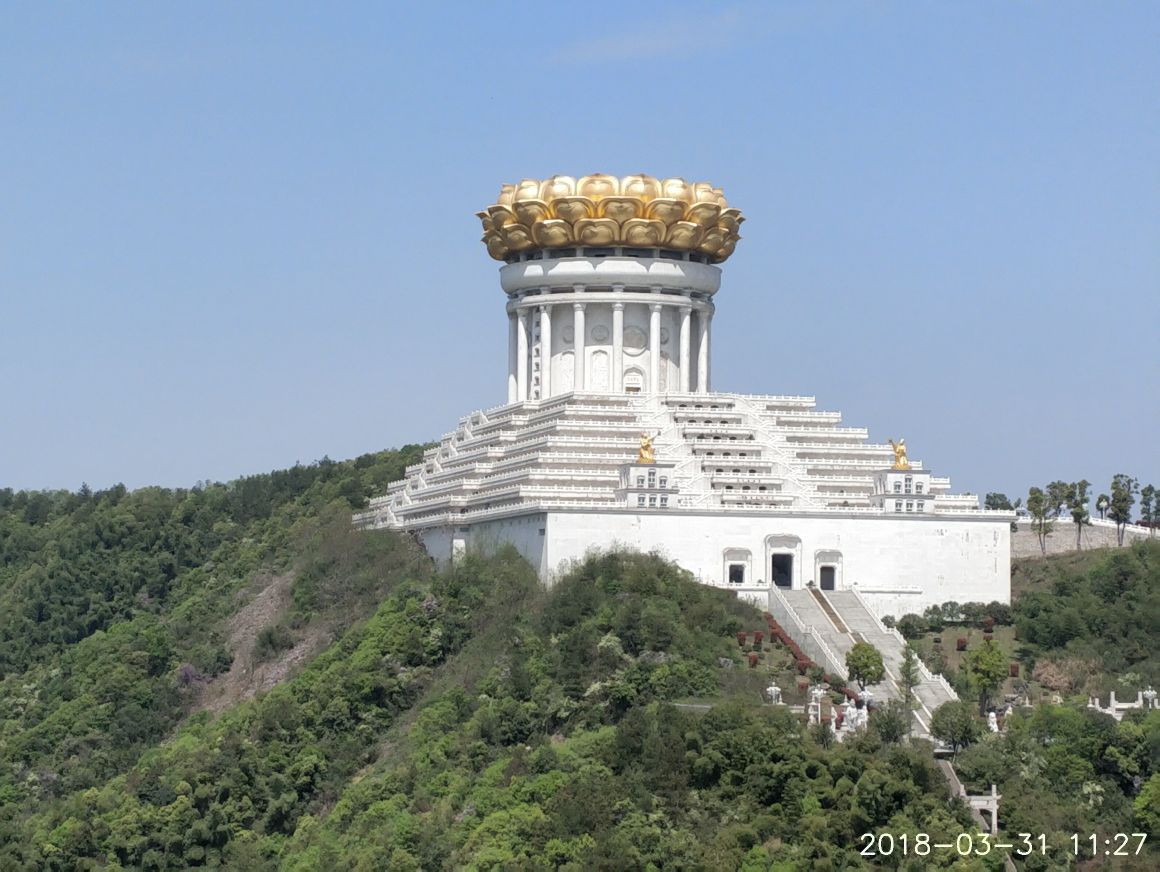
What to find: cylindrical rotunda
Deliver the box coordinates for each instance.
[478,174,744,401]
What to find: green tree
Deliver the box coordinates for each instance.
[1026,486,1053,555]
[930,700,982,758]
[1096,493,1110,520]
[1140,484,1156,537]
[845,641,885,691]
[1067,479,1091,549]
[899,644,921,705]
[1108,474,1139,545]
[964,640,1007,714]
[896,614,926,639]
[871,699,911,744]
[984,492,1013,511]
[1135,773,1160,833]
[1046,480,1072,520]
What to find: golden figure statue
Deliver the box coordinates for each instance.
[888,439,910,470]
[637,432,656,464]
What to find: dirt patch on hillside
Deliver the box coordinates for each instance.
[195,572,328,716]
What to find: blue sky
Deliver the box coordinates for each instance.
[2,2,1157,504]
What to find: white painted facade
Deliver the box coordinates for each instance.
[356,245,1013,618]
[502,252,716,401]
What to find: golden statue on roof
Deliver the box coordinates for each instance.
[888,439,910,470]
[637,432,656,464]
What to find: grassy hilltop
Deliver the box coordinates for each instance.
[0,454,1157,870]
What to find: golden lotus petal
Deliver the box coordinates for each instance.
[477,211,494,233]
[661,178,693,202]
[714,211,742,235]
[501,223,535,251]
[573,218,619,246]
[513,179,543,202]
[620,174,660,201]
[717,208,743,233]
[487,204,517,229]
[692,182,719,204]
[484,233,508,260]
[598,196,642,223]
[698,227,727,254]
[551,196,595,222]
[623,218,667,247]
[686,202,721,229]
[577,173,619,200]
[645,198,686,226]
[496,184,516,208]
[532,219,573,247]
[514,199,551,225]
[665,221,704,248]
[714,238,737,261]
[540,175,576,200]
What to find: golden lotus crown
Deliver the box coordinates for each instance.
[478,174,744,263]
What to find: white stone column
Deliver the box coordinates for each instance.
[649,302,662,394]
[517,308,529,402]
[611,298,625,393]
[539,304,552,399]
[696,307,711,393]
[507,310,518,403]
[679,305,691,393]
[572,301,586,392]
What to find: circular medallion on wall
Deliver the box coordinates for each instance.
[591,324,609,342]
[623,326,647,355]
[561,326,575,344]
[659,327,670,344]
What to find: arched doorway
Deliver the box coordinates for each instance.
[765,535,803,590]
[814,550,843,590]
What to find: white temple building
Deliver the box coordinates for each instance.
[357,174,1012,620]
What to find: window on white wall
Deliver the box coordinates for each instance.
[915,482,924,494]
[906,501,914,512]
[637,495,645,507]
[728,564,745,585]
[893,481,902,494]
[917,500,925,512]
[895,500,903,512]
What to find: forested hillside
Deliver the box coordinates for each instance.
[1,458,1157,870]
[0,449,426,838]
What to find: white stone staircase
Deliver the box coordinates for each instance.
[772,586,957,737]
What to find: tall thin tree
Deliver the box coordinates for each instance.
[1108,474,1139,546]
[1068,479,1091,549]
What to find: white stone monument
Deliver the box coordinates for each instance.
[355,173,1013,620]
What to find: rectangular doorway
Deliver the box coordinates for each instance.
[772,554,793,589]
[819,565,836,590]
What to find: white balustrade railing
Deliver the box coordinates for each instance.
[846,587,958,700]
[768,586,848,679]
